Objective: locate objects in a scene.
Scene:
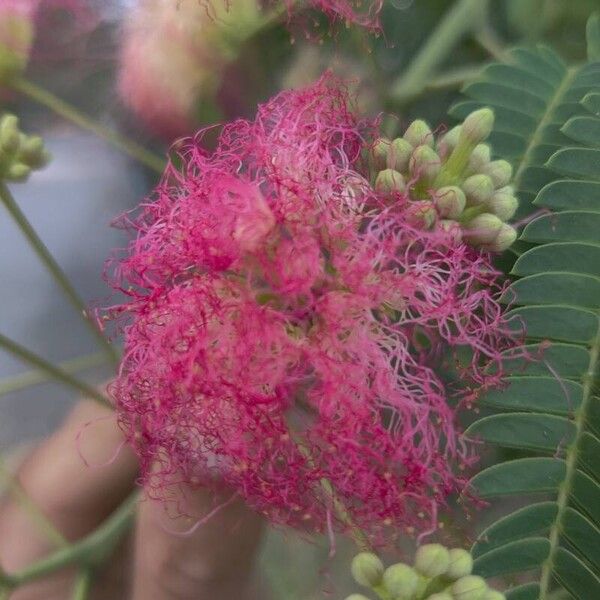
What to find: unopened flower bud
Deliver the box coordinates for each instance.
[463,214,503,245]
[428,594,454,600]
[438,219,463,243]
[481,590,506,600]
[460,108,494,145]
[486,223,517,252]
[371,137,391,170]
[388,137,413,172]
[351,552,384,587]
[415,543,450,578]
[406,200,437,229]
[18,135,47,168]
[484,160,512,187]
[345,595,371,600]
[451,576,488,600]
[487,187,518,221]
[6,162,31,182]
[437,126,462,157]
[376,168,406,196]
[462,174,494,205]
[0,114,20,154]
[383,563,418,599]
[467,144,491,174]
[409,145,441,182]
[434,186,466,219]
[445,549,473,579]
[404,119,434,148]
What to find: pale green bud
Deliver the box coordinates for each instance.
[427,594,454,600]
[450,576,488,600]
[438,219,463,243]
[19,135,47,168]
[375,169,406,195]
[372,137,391,170]
[344,595,371,600]
[437,126,462,157]
[445,549,473,579]
[6,162,31,182]
[487,186,518,221]
[409,145,441,182]
[415,543,450,578]
[462,175,494,205]
[406,200,437,229]
[382,563,419,599]
[434,186,466,219]
[460,109,494,145]
[486,223,517,252]
[404,119,434,148]
[481,590,505,600]
[467,144,491,174]
[0,114,20,154]
[351,552,384,587]
[463,213,503,245]
[388,137,413,172]
[484,160,512,188]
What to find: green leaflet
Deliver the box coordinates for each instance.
[453,21,600,599]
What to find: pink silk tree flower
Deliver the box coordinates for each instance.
[106,75,519,545]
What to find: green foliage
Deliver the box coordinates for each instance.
[450,19,600,600]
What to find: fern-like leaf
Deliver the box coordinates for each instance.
[450,24,600,600]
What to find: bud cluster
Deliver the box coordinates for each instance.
[0,114,50,183]
[346,545,505,600]
[371,108,518,252]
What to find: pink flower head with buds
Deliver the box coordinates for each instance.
[106,75,518,545]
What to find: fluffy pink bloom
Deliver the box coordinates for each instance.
[106,75,517,544]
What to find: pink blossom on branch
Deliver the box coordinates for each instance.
[106,75,518,545]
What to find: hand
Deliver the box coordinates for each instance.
[0,398,266,599]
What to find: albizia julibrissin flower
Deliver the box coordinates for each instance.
[105,75,519,545]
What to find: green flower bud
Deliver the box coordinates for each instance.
[460,108,494,145]
[345,595,372,600]
[404,119,434,148]
[445,549,473,580]
[450,576,487,600]
[462,175,494,205]
[406,200,437,229]
[18,135,48,168]
[388,137,413,172]
[6,162,31,182]
[351,552,385,587]
[415,543,450,578]
[427,594,454,600]
[376,169,406,195]
[434,186,466,219]
[467,144,491,174]
[484,160,513,188]
[372,138,391,171]
[438,219,463,242]
[481,590,506,600]
[463,213,503,245]
[409,145,441,182]
[383,563,419,599]
[437,126,461,157]
[0,114,20,154]
[487,186,518,221]
[486,223,517,252]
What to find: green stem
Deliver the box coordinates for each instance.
[9,77,165,174]
[0,183,118,365]
[0,332,110,407]
[6,492,138,586]
[72,569,93,600]
[389,0,486,105]
[425,63,487,92]
[0,456,69,548]
[0,351,109,396]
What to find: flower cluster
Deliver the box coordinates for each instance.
[106,75,518,544]
[348,544,505,600]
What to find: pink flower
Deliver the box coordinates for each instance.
[106,75,518,545]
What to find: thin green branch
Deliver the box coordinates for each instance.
[0,351,109,396]
[6,492,138,587]
[0,456,68,548]
[9,77,165,174]
[0,183,118,365]
[389,0,486,105]
[473,26,506,60]
[425,63,488,92]
[0,333,110,407]
[72,569,93,600]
